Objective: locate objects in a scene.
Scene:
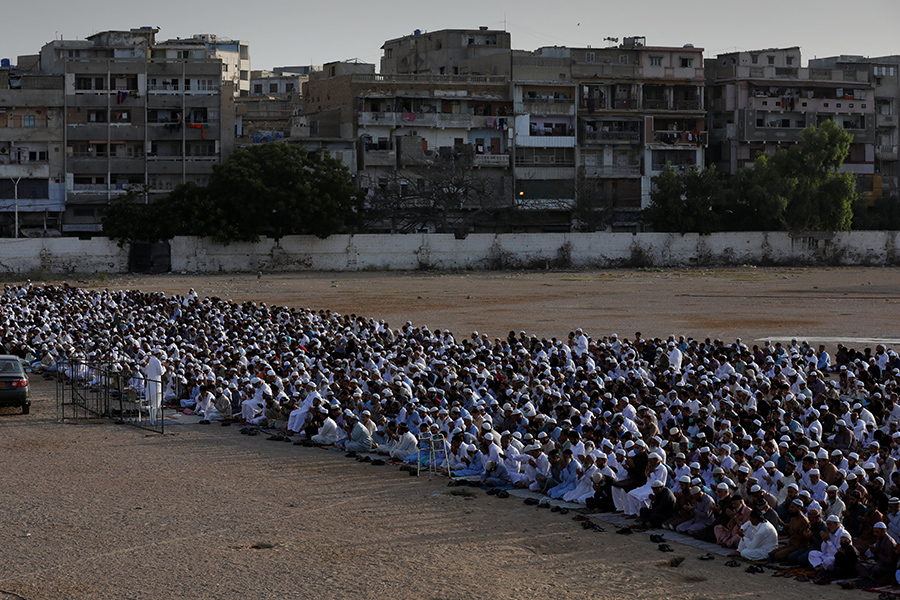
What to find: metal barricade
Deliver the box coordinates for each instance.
[416,432,449,479]
[56,359,165,434]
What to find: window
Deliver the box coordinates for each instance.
[239,45,249,60]
[650,56,662,67]
[22,115,35,128]
[285,83,294,93]
[197,79,215,91]
[786,57,794,66]
[768,56,775,65]
[619,55,628,65]
[270,83,278,93]
[680,58,693,68]
[240,70,249,81]
[254,84,263,94]
[385,48,393,58]
[585,52,595,62]
[751,55,759,64]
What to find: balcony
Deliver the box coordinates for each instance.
[361,149,396,167]
[473,154,510,168]
[877,146,899,161]
[357,112,490,129]
[642,99,668,110]
[0,162,50,179]
[612,98,637,110]
[515,135,576,148]
[651,131,707,146]
[674,100,701,111]
[582,165,642,178]
[877,113,896,128]
[581,130,641,144]
[516,99,576,116]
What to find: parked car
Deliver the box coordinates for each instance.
[0,355,30,414]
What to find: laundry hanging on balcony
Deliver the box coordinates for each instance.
[117,91,128,104]
[188,123,206,139]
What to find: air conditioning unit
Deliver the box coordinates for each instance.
[0,147,7,154]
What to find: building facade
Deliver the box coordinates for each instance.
[24,28,235,233]
[706,48,876,194]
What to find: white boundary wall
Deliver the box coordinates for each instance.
[0,238,127,275]
[170,231,900,273]
[1,232,898,275]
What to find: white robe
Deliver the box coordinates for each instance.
[142,356,165,421]
[737,521,778,561]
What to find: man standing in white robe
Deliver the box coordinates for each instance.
[142,350,165,423]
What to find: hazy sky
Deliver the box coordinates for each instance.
[3,0,898,71]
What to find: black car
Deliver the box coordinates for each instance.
[0,355,30,414]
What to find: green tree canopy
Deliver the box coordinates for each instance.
[103,145,362,244]
[643,165,722,233]
[731,120,856,231]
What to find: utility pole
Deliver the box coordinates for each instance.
[11,176,21,238]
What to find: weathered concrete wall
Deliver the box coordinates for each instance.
[0,238,127,274]
[0,232,897,275]
[170,231,900,273]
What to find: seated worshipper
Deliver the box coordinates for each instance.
[730,509,778,561]
[548,448,581,500]
[856,521,898,584]
[637,480,676,529]
[625,452,668,517]
[563,451,601,505]
[809,515,848,572]
[535,450,563,495]
[771,499,811,562]
[482,460,512,488]
[344,412,376,453]
[311,407,341,446]
[675,486,716,537]
[390,422,419,462]
[715,495,752,549]
[452,443,485,479]
[585,469,616,513]
[513,444,550,490]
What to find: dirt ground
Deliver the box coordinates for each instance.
[2,267,900,600]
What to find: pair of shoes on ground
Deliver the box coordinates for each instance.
[658,543,674,553]
[649,534,665,543]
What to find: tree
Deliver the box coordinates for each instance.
[363,146,509,233]
[731,121,856,231]
[207,144,363,242]
[103,144,362,245]
[643,165,721,233]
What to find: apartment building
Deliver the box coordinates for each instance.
[706,48,876,191]
[0,67,65,236]
[508,38,706,228]
[24,28,235,233]
[808,54,899,199]
[156,34,251,97]
[296,58,512,232]
[380,27,512,77]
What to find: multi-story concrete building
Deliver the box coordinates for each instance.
[808,54,899,199]
[509,38,706,229]
[0,67,65,236]
[706,47,876,191]
[296,58,513,232]
[157,34,251,97]
[20,28,234,233]
[380,27,512,77]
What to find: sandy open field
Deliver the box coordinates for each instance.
[2,267,900,600]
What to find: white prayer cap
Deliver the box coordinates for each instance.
[750,485,761,493]
[738,465,750,473]
[591,472,605,483]
[484,432,493,442]
[764,461,775,469]
[809,469,820,477]
[717,482,729,491]
[787,483,799,490]
[690,462,701,470]
[481,422,492,431]
[875,521,887,530]
[651,480,664,488]
[679,475,691,484]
